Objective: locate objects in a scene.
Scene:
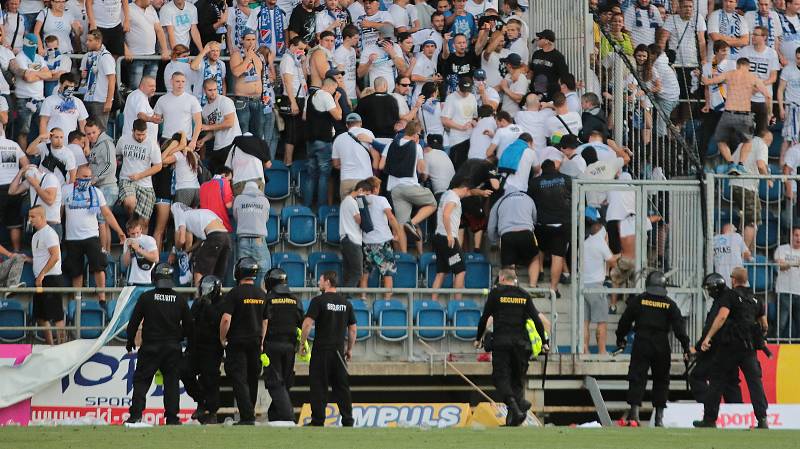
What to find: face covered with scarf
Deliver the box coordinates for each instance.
[23,33,38,64]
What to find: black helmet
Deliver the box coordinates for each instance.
[198,275,222,303]
[151,262,175,288]
[234,257,259,282]
[264,268,288,293]
[645,271,668,296]
[703,272,727,298]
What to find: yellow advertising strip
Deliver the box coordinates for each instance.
[777,345,800,403]
[297,403,471,427]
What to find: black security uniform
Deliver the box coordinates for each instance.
[221,283,267,423]
[476,284,546,426]
[689,284,742,404]
[263,284,304,422]
[699,287,768,426]
[126,273,194,424]
[306,292,357,426]
[616,278,690,421]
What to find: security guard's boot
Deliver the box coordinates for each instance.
[202,413,218,425]
[757,418,769,429]
[191,404,206,421]
[653,407,664,427]
[519,399,532,414]
[505,398,526,427]
[692,419,717,428]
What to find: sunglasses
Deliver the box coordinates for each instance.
[399,83,411,87]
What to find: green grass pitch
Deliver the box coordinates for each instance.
[2,426,799,449]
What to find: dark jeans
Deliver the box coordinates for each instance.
[627,334,671,408]
[263,342,297,422]
[341,237,362,288]
[491,344,531,406]
[309,348,353,426]
[224,340,262,422]
[703,345,768,422]
[304,140,333,208]
[778,293,800,340]
[233,96,264,137]
[129,341,182,424]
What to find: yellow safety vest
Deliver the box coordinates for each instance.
[296,328,311,362]
[525,319,548,357]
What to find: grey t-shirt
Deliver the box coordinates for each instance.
[233,185,270,237]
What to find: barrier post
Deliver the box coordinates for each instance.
[74,289,82,340]
[407,290,414,361]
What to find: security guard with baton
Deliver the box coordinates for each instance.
[186,274,225,424]
[262,268,304,423]
[615,271,690,427]
[475,268,548,426]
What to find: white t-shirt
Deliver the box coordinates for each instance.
[442,92,478,145]
[363,194,394,244]
[67,143,88,166]
[154,91,202,140]
[29,170,62,223]
[411,52,437,97]
[159,0,199,48]
[775,244,800,294]
[582,227,613,284]
[191,59,226,100]
[737,45,780,102]
[164,61,194,94]
[125,234,158,285]
[382,138,423,191]
[424,149,455,194]
[202,95,240,150]
[358,11,394,50]
[537,145,564,164]
[224,147,265,184]
[492,124,523,159]
[418,99,445,139]
[310,89,338,138]
[702,58,736,111]
[707,9,749,60]
[392,92,411,117]
[0,139,26,185]
[505,147,537,193]
[468,116,496,160]
[117,135,162,188]
[780,64,800,106]
[279,55,308,98]
[127,3,160,56]
[465,0,498,17]
[624,4,663,48]
[123,89,158,142]
[560,153,587,177]
[62,184,107,240]
[362,41,401,92]
[339,195,362,245]
[653,53,681,101]
[389,4,417,31]
[412,29,443,61]
[40,94,89,137]
[0,45,16,95]
[81,50,115,103]
[664,13,707,67]
[435,190,461,236]
[333,45,358,99]
[91,0,123,28]
[3,12,26,53]
[577,142,618,161]
[500,74,530,115]
[515,109,554,150]
[32,225,61,277]
[173,151,200,190]
[38,143,76,185]
[730,136,769,191]
[545,111,583,141]
[779,13,800,62]
[13,53,46,100]
[36,9,75,53]
[713,232,749,286]
[476,83,501,109]
[171,204,219,240]
[783,144,800,193]
[332,126,375,181]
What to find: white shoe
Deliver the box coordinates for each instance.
[124,421,153,428]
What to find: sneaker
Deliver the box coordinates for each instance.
[234,420,255,426]
[404,222,421,242]
[609,304,617,315]
[757,418,769,429]
[616,418,630,427]
[476,353,492,362]
[559,274,571,285]
[165,420,182,426]
[727,163,746,175]
[124,420,153,428]
[693,419,717,428]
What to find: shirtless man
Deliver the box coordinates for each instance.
[310,30,336,88]
[703,57,773,174]
[229,29,264,135]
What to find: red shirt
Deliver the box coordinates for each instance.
[199,177,234,231]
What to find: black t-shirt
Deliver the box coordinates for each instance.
[127,288,193,347]
[306,292,356,350]
[452,158,497,190]
[476,285,544,347]
[221,284,267,344]
[528,48,569,100]
[190,298,223,347]
[439,50,480,95]
[355,93,399,138]
[288,4,318,45]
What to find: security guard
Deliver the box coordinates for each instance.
[615,271,690,427]
[187,275,225,424]
[300,271,357,427]
[126,263,194,426]
[219,257,268,425]
[694,267,769,429]
[262,268,304,423]
[475,268,548,427]
[688,273,743,405]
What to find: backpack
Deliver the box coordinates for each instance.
[355,195,373,233]
[497,139,528,174]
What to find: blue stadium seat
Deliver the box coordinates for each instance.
[756,211,780,249]
[464,253,491,289]
[373,299,408,341]
[307,251,342,282]
[413,300,446,340]
[87,257,117,287]
[290,160,311,202]
[67,300,106,339]
[319,205,340,245]
[394,253,418,288]
[28,301,47,342]
[769,129,782,159]
[447,299,482,341]
[350,299,371,341]
[266,211,280,246]
[272,252,306,287]
[21,262,35,288]
[758,164,783,202]
[420,252,452,288]
[0,299,26,342]
[281,206,317,247]
[745,255,773,293]
[264,160,291,200]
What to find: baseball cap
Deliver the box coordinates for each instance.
[500,53,523,68]
[458,76,474,91]
[422,39,437,47]
[242,28,257,37]
[473,69,487,81]
[535,29,556,43]
[426,134,443,150]
[325,68,344,79]
[345,112,362,123]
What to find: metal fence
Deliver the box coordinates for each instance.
[529,0,591,93]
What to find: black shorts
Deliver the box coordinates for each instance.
[534,225,569,258]
[0,186,24,228]
[432,234,465,274]
[606,220,622,254]
[500,230,539,267]
[192,231,231,278]
[33,274,65,321]
[64,237,107,277]
[99,24,125,55]
[282,98,306,147]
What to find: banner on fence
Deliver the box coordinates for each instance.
[663,403,800,429]
[297,403,471,427]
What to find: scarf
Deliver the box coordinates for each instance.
[68,178,100,213]
[719,11,742,54]
[86,45,110,97]
[201,58,224,106]
[234,7,249,49]
[22,33,37,62]
[45,48,62,71]
[258,53,275,113]
[781,12,799,40]
[757,12,775,47]
[56,88,77,113]
[258,6,286,57]
[326,8,349,47]
[634,5,658,28]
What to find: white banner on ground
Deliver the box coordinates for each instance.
[663,403,800,429]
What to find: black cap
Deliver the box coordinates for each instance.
[500,53,523,68]
[426,134,443,150]
[645,271,668,297]
[458,76,473,91]
[151,262,175,289]
[325,68,344,79]
[473,69,487,81]
[535,29,556,43]
[234,257,260,282]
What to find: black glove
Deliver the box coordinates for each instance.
[126,342,136,353]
